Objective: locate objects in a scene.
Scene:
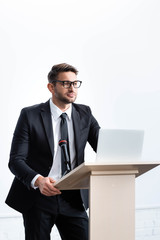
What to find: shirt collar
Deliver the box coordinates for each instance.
[49,99,72,120]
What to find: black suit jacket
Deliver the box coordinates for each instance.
[5,100,100,213]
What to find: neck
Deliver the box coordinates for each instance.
[51,98,71,112]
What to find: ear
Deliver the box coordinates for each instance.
[47,83,55,94]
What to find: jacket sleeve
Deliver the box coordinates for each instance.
[87,107,100,152]
[82,106,100,152]
[9,108,38,189]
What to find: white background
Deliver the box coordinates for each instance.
[0,0,160,216]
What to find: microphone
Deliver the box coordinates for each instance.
[59,140,71,175]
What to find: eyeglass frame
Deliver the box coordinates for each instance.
[51,80,82,89]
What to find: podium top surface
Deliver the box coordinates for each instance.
[54,161,160,190]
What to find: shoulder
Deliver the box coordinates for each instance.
[18,101,50,122]
[72,103,92,114]
[21,100,50,114]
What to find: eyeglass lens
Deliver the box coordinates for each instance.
[63,81,81,88]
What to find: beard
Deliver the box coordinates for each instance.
[54,89,77,104]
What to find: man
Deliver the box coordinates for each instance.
[5,63,100,240]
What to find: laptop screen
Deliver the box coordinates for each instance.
[96,129,144,163]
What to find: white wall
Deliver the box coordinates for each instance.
[0,0,160,217]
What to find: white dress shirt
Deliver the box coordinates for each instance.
[31,99,76,187]
[48,99,76,180]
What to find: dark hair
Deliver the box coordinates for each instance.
[48,63,78,83]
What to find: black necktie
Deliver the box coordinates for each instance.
[60,113,71,176]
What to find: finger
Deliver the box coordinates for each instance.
[49,177,55,183]
[45,184,61,194]
[49,187,61,195]
[47,182,60,192]
[42,189,61,196]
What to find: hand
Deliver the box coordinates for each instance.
[35,176,61,196]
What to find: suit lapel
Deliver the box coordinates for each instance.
[40,102,83,163]
[40,101,54,157]
[72,104,81,165]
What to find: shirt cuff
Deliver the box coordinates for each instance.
[31,174,41,189]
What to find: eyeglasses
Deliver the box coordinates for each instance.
[51,80,82,89]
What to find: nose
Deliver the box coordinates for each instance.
[69,82,75,90]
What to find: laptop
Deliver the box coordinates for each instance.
[96,129,144,163]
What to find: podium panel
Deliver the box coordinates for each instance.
[90,174,135,240]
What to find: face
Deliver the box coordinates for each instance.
[48,71,78,110]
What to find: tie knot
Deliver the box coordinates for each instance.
[60,113,67,120]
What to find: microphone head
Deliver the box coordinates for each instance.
[59,139,67,147]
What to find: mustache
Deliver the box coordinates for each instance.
[68,89,75,93]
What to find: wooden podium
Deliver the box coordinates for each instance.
[54,162,160,240]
